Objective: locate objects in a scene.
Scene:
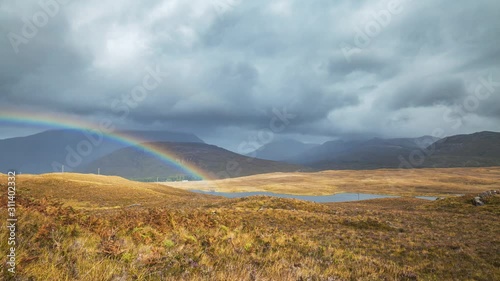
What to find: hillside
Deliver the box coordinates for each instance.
[423,131,500,168]
[0,173,216,209]
[291,132,500,170]
[81,142,306,180]
[0,129,204,174]
[292,136,440,169]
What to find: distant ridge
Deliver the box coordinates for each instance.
[81,142,306,180]
[288,131,499,169]
[1,130,499,177]
[247,139,319,161]
[0,129,204,174]
[291,136,441,169]
[423,131,500,168]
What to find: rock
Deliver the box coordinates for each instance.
[479,190,499,199]
[471,190,498,206]
[472,197,484,206]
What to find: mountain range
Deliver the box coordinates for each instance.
[82,142,305,180]
[290,136,441,169]
[0,129,203,174]
[1,129,499,179]
[247,139,319,161]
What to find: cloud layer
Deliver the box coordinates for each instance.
[1,0,499,148]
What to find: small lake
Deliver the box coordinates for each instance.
[190,190,438,203]
[415,196,439,200]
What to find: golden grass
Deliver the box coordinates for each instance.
[0,173,217,209]
[166,167,500,197]
[0,171,499,280]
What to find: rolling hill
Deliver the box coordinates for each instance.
[0,172,218,210]
[423,131,500,168]
[81,142,306,180]
[0,129,204,174]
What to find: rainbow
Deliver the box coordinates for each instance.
[0,110,213,180]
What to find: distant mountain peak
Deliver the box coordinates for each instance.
[290,132,499,169]
[247,139,319,162]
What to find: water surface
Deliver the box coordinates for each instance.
[191,190,437,203]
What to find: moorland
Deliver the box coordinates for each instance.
[1,171,499,280]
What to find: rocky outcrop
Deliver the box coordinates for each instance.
[472,190,498,206]
[478,190,499,198]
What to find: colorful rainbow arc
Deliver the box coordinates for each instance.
[0,111,212,180]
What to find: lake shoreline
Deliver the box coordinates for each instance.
[188,190,439,203]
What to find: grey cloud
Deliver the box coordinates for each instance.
[0,0,499,148]
[387,77,468,109]
[327,52,399,79]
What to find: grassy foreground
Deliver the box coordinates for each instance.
[0,172,499,280]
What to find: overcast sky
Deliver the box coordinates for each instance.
[1,0,499,150]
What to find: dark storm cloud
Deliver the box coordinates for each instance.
[327,53,399,79]
[386,77,468,109]
[0,9,90,102]
[0,0,499,146]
